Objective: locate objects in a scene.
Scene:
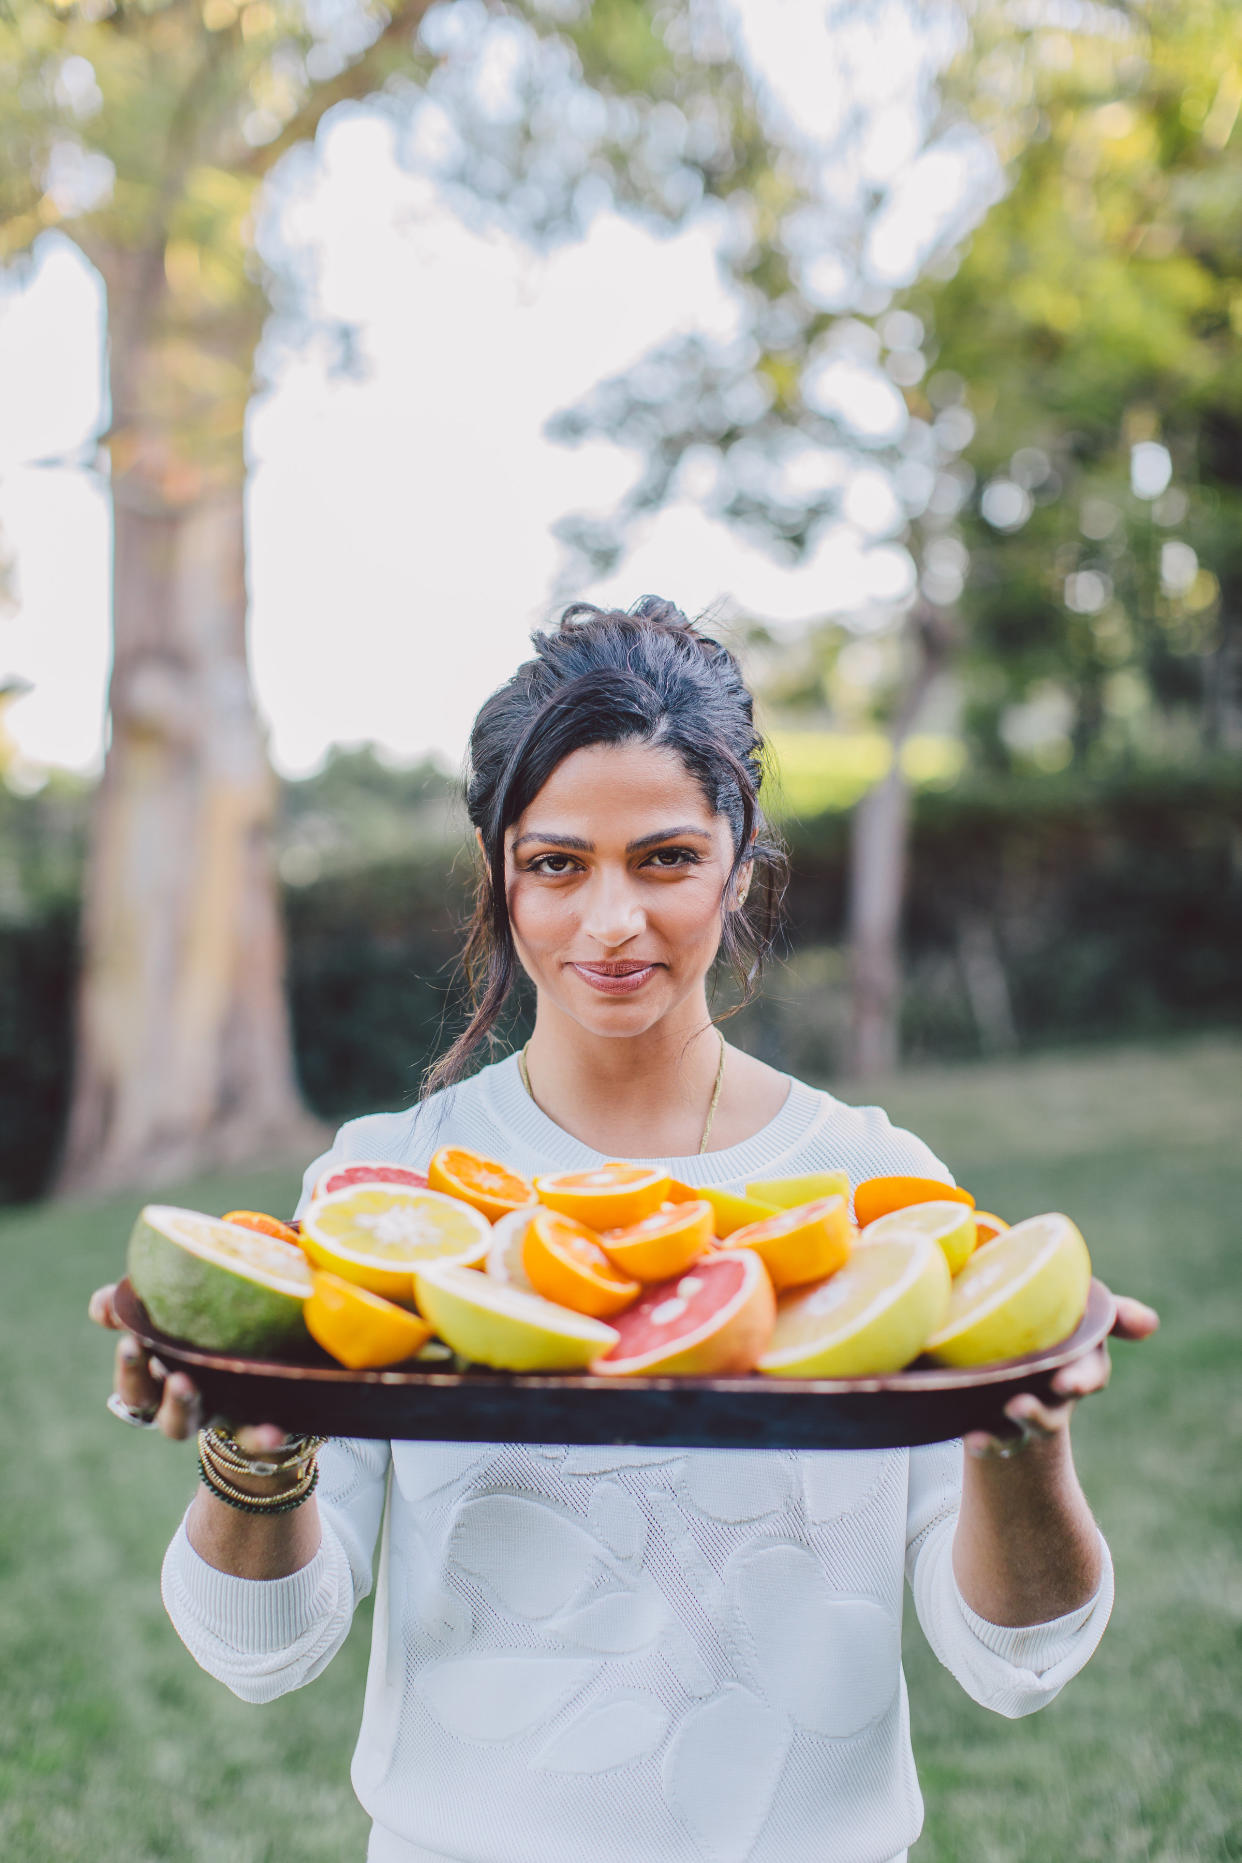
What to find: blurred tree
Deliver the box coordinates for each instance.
[0,0,779,1188]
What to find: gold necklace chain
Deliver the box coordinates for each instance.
[518,1030,727,1156]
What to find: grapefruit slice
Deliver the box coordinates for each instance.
[590,1251,775,1377]
[600,1200,714,1281]
[413,1261,619,1371]
[428,1146,533,1222]
[861,1200,978,1277]
[312,1161,429,1201]
[534,1162,669,1229]
[854,1174,975,1229]
[666,1180,777,1237]
[745,1170,850,1211]
[304,1270,434,1369]
[485,1204,540,1292]
[127,1205,313,1355]
[301,1185,490,1302]
[723,1195,854,1292]
[522,1212,642,1319]
[925,1214,1091,1366]
[759,1233,950,1379]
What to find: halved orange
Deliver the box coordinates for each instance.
[853,1175,975,1230]
[427,1146,533,1222]
[600,1200,714,1282]
[304,1270,433,1369]
[666,1180,778,1237]
[723,1194,854,1292]
[223,1210,303,1247]
[522,1211,642,1319]
[534,1162,669,1230]
[973,1211,1009,1249]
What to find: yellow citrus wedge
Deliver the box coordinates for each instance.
[412,1261,620,1371]
[759,1232,951,1378]
[427,1146,533,1222]
[485,1204,540,1292]
[861,1200,979,1277]
[600,1200,714,1281]
[925,1213,1092,1367]
[854,1174,975,1229]
[666,1181,778,1237]
[304,1270,433,1369]
[522,1212,642,1319]
[723,1195,854,1292]
[745,1170,850,1211]
[973,1211,1009,1248]
[534,1162,670,1229]
[301,1185,491,1302]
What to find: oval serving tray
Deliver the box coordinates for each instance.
[112,1276,1116,1452]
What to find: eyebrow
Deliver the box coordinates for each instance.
[510,826,714,854]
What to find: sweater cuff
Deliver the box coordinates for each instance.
[954,1529,1114,1676]
[166,1516,338,1654]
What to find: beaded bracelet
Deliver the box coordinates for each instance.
[197,1447,321,1516]
[197,1427,323,1515]
[199,1425,326,1480]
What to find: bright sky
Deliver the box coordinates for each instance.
[0,2,985,779]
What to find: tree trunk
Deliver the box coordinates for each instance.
[57,265,321,1194]
[846,604,954,1080]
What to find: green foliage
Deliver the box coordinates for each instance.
[2,1040,1239,1857]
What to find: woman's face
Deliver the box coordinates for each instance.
[504,740,744,1039]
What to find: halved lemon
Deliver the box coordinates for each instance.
[534,1162,669,1229]
[600,1200,714,1281]
[301,1185,490,1302]
[925,1213,1091,1367]
[973,1211,1009,1248]
[666,1181,777,1237]
[523,1212,641,1319]
[759,1232,951,1378]
[412,1260,620,1371]
[724,1195,854,1292]
[486,1204,540,1292]
[745,1170,850,1211]
[861,1200,978,1277]
[854,1174,975,1230]
[427,1146,533,1222]
[304,1270,434,1369]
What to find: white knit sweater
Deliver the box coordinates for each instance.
[161,1056,1113,1863]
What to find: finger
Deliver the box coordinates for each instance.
[232,1424,293,1456]
[1110,1295,1160,1340]
[156,1371,202,1441]
[1005,1391,1072,1437]
[89,1284,123,1330]
[1051,1347,1111,1400]
[114,1334,162,1412]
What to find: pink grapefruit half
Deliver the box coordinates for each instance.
[313,1161,429,1202]
[590,1250,775,1377]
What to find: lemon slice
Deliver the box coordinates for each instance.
[301,1185,490,1301]
[413,1261,619,1371]
[485,1204,540,1292]
[745,1170,850,1210]
[861,1200,978,1276]
[758,1233,950,1378]
[925,1213,1091,1366]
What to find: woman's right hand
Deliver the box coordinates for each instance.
[90,1282,205,1437]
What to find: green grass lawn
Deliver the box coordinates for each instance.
[1,1035,1239,1862]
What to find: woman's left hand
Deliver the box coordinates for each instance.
[964,1293,1159,1460]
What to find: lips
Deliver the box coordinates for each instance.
[569,961,661,996]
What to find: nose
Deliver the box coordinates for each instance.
[579,865,646,949]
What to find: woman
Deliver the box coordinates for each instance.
[92,598,1155,1863]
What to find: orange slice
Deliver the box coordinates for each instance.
[223,1210,303,1247]
[534,1162,669,1230]
[723,1195,854,1292]
[522,1212,642,1319]
[304,1270,433,1369]
[600,1200,714,1282]
[301,1184,491,1302]
[973,1211,1009,1248]
[666,1180,778,1237]
[854,1175,975,1230]
[427,1146,533,1222]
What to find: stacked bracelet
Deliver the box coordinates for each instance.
[197,1427,326,1516]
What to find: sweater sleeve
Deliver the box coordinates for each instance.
[160,1435,390,1704]
[905,1439,1114,1719]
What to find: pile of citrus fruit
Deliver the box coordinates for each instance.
[125,1148,1094,1382]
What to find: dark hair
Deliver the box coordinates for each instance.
[424,595,788,1094]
